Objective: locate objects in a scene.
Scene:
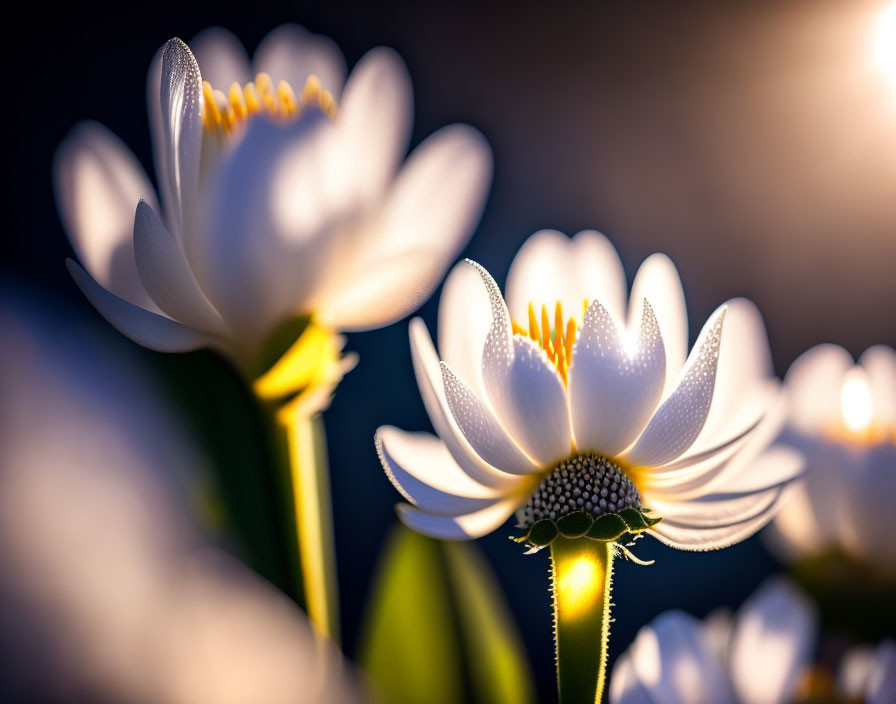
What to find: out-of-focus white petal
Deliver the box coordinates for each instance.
[569,300,665,457]
[867,640,896,704]
[67,260,216,354]
[198,113,345,346]
[189,27,251,89]
[396,496,521,541]
[475,263,571,466]
[317,127,490,331]
[689,299,776,456]
[625,307,726,468]
[839,442,896,573]
[441,362,538,475]
[409,319,524,488]
[628,254,688,399]
[316,247,447,331]
[505,230,628,325]
[337,47,412,207]
[627,612,736,704]
[133,200,226,333]
[438,262,492,399]
[728,578,815,704]
[159,38,204,241]
[859,345,896,431]
[838,645,876,701]
[376,427,514,516]
[609,651,657,704]
[53,121,157,309]
[785,344,853,434]
[254,24,347,98]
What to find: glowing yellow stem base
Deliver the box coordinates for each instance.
[550,537,614,704]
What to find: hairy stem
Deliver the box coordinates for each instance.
[550,537,614,703]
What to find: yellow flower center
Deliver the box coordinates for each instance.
[201,73,337,138]
[511,300,584,385]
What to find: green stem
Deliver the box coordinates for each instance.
[281,410,340,644]
[550,537,614,704]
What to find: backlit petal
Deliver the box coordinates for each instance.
[438,262,492,399]
[569,299,665,457]
[625,306,726,467]
[189,27,251,89]
[254,24,347,98]
[785,344,853,434]
[396,496,522,540]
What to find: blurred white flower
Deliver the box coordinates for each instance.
[376,230,800,548]
[609,578,817,704]
[54,25,491,388]
[610,578,896,704]
[0,293,362,703]
[838,639,896,704]
[766,344,896,574]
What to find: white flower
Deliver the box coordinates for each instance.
[608,578,817,704]
[376,230,800,548]
[766,344,896,574]
[54,25,491,375]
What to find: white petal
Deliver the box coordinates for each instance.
[689,299,775,455]
[133,200,225,333]
[859,345,896,431]
[569,299,665,457]
[396,496,521,540]
[441,362,539,474]
[629,254,688,399]
[729,578,816,704]
[784,344,853,434]
[337,47,412,207]
[505,229,628,326]
[376,427,511,516]
[438,262,492,400]
[609,651,657,704]
[254,24,347,98]
[316,246,449,331]
[651,483,794,552]
[67,260,216,354]
[628,612,736,704]
[315,125,490,332]
[475,263,572,466]
[838,443,896,571]
[158,38,204,241]
[198,113,343,346]
[409,319,526,487]
[147,47,174,232]
[189,27,251,89]
[625,307,726,467]
[53,122,157,309]
[867,640,896,704]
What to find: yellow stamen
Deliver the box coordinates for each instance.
[513,299,580,386]
[201,72,337,138]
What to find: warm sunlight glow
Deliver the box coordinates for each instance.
[875,4,896,78]
[841,368,874,435]
[557,556,601,615]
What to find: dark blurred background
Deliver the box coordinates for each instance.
[5,1,896,701]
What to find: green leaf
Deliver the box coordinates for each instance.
[443,541,535,704]
[557,511,593,538]
[360,525,535,704]
[529,519,559,546]
[587,513,628,542]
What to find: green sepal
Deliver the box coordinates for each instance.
[618,507,661,532]
[557,511,593,538]
[586,513,628,541]
[528,519,559,546]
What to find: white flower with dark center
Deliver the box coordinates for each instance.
[54,25,491,403]
[767,344,896,574]
[376,229,801,549]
